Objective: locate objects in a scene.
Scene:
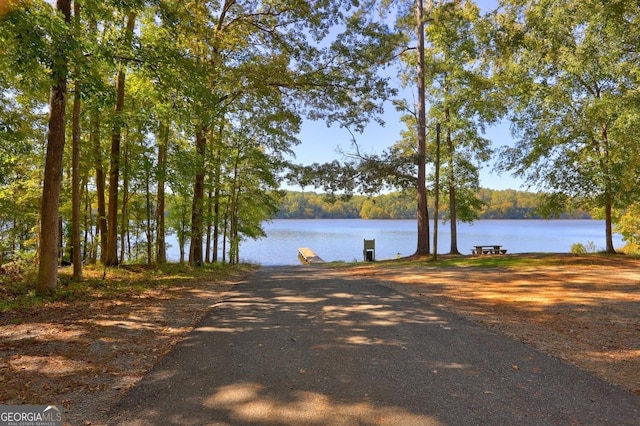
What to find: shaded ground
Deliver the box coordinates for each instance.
[352,254,640,397]
[0,254,639,424]
[0,268,245,425]
[104,266,640,425]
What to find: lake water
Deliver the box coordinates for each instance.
[166,219,624,265]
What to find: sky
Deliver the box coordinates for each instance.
[285,0,527,192]
[39,0,516,190]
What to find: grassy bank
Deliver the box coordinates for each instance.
[0,262,252,314]
[325,252,629,270]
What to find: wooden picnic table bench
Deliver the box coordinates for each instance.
[471,245,507,255]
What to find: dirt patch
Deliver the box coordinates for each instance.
[0,271,245,425]
[345,254,640,397]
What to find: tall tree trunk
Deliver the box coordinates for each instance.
[433,122,441,261]
[189,127,207,266]
[446,108,460,255]
[105,12,136,266]
[231,205,239,264]
[119,129,130,264]
[87,17,107,264]
[84,181,94,262]
[601,123,616,254]
[179,203,187,264]
[59,217,64,264]
[415,0,430,256]
[145,163,152,264]
[605,200,615,253]
[91,112,107,263]
[222,203,229,264]
[36,0,71,294]
[71,79,82,278]
[213,188,220,263]
[105,66,125,266]
[205,188,213,263]
[71,0,82,279]
[212,140,223,263]
[229,157,239,265]
[156,123,168,264]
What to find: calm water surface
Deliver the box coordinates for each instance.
[167,219,623,266]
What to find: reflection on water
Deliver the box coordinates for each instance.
[166,219,623,265]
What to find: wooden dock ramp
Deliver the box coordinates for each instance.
[298,247,324,264]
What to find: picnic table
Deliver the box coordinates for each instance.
[472,245,507,255]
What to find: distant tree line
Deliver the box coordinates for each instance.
[276,190,592,220]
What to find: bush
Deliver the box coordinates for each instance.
[571,241,598,254]
[571,243,586,254]
[619,242,640,256]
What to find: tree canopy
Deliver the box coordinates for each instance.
[0,0,397,291]
[493,0,640,252]
[288,0,639,255]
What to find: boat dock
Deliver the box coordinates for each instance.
[297,247,324,264]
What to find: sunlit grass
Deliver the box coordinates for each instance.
[0,262,254,313]
[325,254,540,269]
[323,252,628,270]
[432,255,547,268]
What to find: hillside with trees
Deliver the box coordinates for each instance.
[276,190,592,220]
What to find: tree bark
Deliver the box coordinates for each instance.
[605,200,615,253]
[71,0,82,279]
[86,16,106,264]
[119,129,130,264]
[189,127,207,266]
[415,0,430,256]
[212,134,223,263]
[105,70,125,266]
[145,160,153,264]
[446,107,460,255]
[156,123,168,264]
[104,12,136,266]
[433,122,441,260]
[91,112,107,263]
[83,181,94,262]
[205,188,213,263]
[601,123,616,254]
[71,77,82,278]
[229,151,240,265]
[36,0,71,294]
[178,203,187,264]
[213,187,220,263]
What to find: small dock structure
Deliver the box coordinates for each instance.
[298,247,324,264]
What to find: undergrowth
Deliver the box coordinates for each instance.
[0,262,252,313]
[325,252,628,270]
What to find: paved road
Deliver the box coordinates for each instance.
[105,266,640,425]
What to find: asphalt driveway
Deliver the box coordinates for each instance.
[104,266,640,425]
